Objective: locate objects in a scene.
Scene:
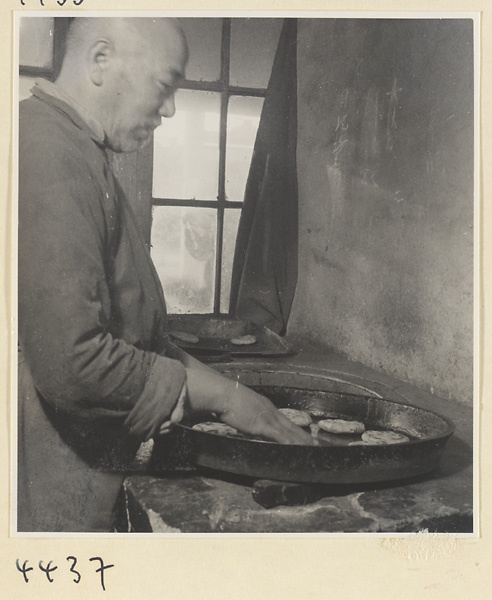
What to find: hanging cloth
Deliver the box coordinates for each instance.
[229,18,298,335]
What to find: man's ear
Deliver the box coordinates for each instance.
[88,39,113,86]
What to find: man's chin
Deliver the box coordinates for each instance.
[107,133,152,153]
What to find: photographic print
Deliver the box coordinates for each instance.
[13,12,476,538]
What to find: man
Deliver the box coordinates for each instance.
[18,17,311,532]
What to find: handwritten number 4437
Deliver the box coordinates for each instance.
[16,557,114,591]
[20,1,85,6]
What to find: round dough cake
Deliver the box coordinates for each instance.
[230,334,257,346]
[318,419,365,435]
[361,430,410,445]
[171,331,199,344]
[309,408,331,419]
[279,408,312,427]
[192,422,239,437]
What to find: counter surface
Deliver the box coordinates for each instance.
[122,345,473,534]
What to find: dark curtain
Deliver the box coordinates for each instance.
[229,19,298,335]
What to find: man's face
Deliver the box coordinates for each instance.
[103,31,187,153]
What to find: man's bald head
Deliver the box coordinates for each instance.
[64,17,188,73]
[56,17,189,152]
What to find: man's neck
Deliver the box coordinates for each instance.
[35,78,106,145]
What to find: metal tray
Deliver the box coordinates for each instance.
[167,316,293,358]
[153,385,454,485]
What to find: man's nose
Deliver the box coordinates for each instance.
[159,94,176,119]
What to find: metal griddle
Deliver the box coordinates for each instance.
[167,316,293,358]
[154,385,454,485]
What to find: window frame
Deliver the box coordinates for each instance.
[150,18,270,316]
[19,17,71,81]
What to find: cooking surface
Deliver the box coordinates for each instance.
[167,316,293,357]
[169,386,454,485]
[122,346,473,533]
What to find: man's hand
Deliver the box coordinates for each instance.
[184,367,314,446]
[159,344,314,444]
[158,382,188,435]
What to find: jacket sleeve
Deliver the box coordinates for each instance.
[18,120,186,435]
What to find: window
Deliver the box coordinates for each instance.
[18,17,71,99]
[151,18,283,315]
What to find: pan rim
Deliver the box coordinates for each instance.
[177,392,455,448]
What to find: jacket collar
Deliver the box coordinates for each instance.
[31,79,106,146]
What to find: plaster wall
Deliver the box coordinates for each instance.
[289,19,474,403]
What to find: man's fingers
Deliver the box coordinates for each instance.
[127,410,164,440]
[254,409,315,445]
[126,413,151,436]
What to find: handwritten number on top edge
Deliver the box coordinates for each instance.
[20,0,85,5]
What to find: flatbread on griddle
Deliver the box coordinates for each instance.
[314,429,359,446]
[279,408,312,427]
[171,331,199,344]
[318,419,365,435]
[192,422,239,437]
[308,408,332,419]
[361,430,410,445]
[230,334,257,346]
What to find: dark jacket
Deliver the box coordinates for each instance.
[17,87,185,532]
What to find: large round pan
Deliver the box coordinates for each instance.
[159,385,454,485]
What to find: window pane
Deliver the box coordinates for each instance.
[153,89,221,200]
[151,206,216,314]
[225,96,263,202]
[19,76,39,101]
[180,18,222,82]
[230,18,283,89]
[19,17,53,69]
[220,209,242,313]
